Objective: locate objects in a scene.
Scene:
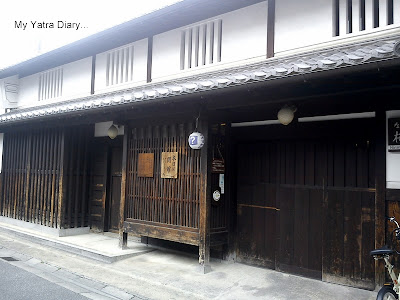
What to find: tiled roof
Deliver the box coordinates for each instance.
[1,36,399,124]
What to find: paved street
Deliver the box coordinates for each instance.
[0,259,87,300]
[0,225,378,300]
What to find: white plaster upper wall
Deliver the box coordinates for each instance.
[220,2,268,62]
[18,57,92,108]
[275,0,333,54]
[387,110,400,189]
[152,30,180,80]
[18,73,39,108]
[94,38,148,94]
[62,57,92,99]
[152,1,268,80]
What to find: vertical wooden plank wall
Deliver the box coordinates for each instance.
[1,129,63,227]
[0,126,92,229]
[374,110,386,288]
[63,126,91,228]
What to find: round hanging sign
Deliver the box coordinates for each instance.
[213,190,221,202]
[188,131,205,149]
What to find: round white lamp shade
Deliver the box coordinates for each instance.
[277,107,295,125]
[108,124,119,139]
[188,132,205,149]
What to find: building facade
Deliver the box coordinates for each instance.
[1,0,400,290]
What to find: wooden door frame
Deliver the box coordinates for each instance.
[105,142,123,232]
[89,136,123,232]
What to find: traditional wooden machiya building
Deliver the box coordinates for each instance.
[1,0,400,290]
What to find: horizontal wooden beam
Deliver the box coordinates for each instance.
[123,220,200,246]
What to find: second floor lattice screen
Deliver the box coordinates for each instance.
[106,45,134,86]
[180,19,223,70]
[38,68,63,101]
[334,0,400,36]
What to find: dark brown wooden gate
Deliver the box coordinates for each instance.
[236,130,376,288]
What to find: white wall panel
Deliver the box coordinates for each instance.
[95,39,147,93]
[152,1,267,80]
[365,0,374,30]
[394,0,400,24]
[60,57,92,100]
[152,30,182,80]
[339,0,348,35]
[18,74,39,108]
[379,0,388,27]
[220,2,267,63]
[352,0,361,33]
[275,0,333,53]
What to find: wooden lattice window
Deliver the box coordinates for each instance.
[126,123,201,228]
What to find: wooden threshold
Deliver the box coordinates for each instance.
[123,220,200,246]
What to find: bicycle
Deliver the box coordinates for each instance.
[371,216,400,300]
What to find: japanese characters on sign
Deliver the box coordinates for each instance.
[388,118,400,152]
[161,152,178,178]
[212,159,225,173]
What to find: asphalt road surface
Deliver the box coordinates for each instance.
[0,259,88,300]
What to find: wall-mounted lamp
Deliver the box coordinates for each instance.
[277,105,297,125]
[108,124,119,139]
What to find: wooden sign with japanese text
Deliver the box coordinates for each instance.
[138,153,154,177]
[161,152,178,178]
[388,118,400,152]
[212,159,225,173]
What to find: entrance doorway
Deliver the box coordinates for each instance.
[89,137,123,232]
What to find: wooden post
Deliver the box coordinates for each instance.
[57,130,66,229]
[198,116,211,273]
[223,122,236,262]
[375,109,386,288]
[24,134,32,221]
[267,0,276,58]
[119,126,128,249]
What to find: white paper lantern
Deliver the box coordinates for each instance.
[277,106,296,125]
[188,132,205,149]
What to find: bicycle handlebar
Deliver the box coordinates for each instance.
[388,216,400,230]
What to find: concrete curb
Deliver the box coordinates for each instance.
[0,244,145,300]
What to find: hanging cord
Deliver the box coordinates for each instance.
[217,143,225,163]
[195,110,201,131]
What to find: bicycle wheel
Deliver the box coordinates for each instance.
[377,286,398,300]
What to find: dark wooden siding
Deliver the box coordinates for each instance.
[0,126,92,229]
[1,129,64,227]
[236,136,376,288]
[322,139,376,289]
[63,127,91,228]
